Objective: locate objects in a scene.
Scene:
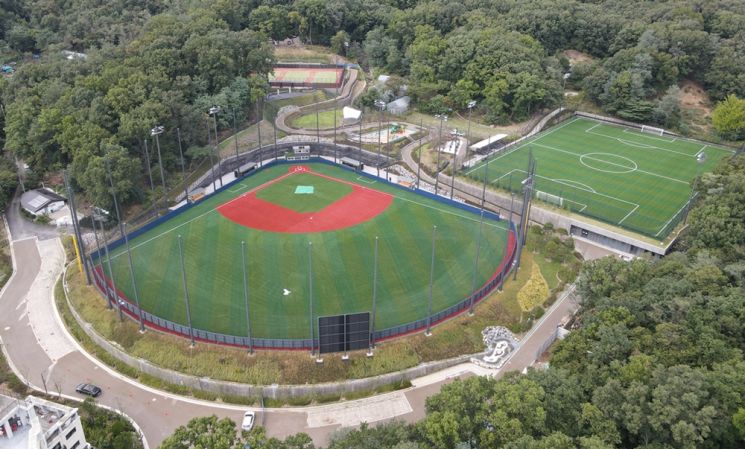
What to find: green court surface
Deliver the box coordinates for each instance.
[465,117,733,238]
[98,163,510,340]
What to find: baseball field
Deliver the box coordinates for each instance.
[95,163,512,342]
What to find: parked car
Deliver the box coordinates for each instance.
[75,383,102,397]
[241,411,255,431]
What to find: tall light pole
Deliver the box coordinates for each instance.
[150,125,167,211]
[465,100,477,170]
[209,106,223,188]
[176,128,187,202]
[434,113,448,193]
[143,139,154,192]
[374,100,386,178]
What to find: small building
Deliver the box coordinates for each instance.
[469,134,508,154]
[20,188,67,217]
[342,107,361,125]
[0,394,89,448]
[385,96,410,115]
[62,50,87,61]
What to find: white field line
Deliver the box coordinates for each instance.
[617,204,639,225]
[552,178,596,193]
[533,142,690,185]
[108,170,299,259]
[586,128,698,158]
[111,168,508,260]
[356,176,377,184]
[227,183,248,192]
[696,145,707,158]
[464,116,582,176]
[490,167,633,217]
[655,199,691,237]
[586,123,601,132]
[597,120,734,154]
[621,127,677,143]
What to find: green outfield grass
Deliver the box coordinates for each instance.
[289,110,344,129]
[97,163,510,340]
[465,117,733,238]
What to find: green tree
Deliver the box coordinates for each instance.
[158,415,240,449]
[712,94,745,141]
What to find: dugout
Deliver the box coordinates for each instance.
[469,134,507,154]
[341,157,363,170]
[234,162,256,178]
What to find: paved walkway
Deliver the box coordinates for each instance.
[1,231,578,448]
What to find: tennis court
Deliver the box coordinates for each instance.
[269,66,344,88]
[465,117,733,238]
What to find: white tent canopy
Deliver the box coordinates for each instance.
[469,134,508,151]
[343,106,362,123]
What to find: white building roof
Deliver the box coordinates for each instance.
[342,106,361,120]
[470,134,508,151]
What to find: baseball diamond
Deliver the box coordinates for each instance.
[91,162,515,346]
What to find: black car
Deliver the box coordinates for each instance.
[75,383,102,397]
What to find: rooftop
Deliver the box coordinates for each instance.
[19,188,66,214]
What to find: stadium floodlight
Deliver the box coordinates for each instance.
[464,100,477,179]
[150,125,167,211]
[208,107,223,188]
[434,114,449,193]
[374,100,385,177]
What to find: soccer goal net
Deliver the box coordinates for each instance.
[536,190,563,207]
[640,125,665,136]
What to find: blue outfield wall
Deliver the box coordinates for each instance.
[88,156,517,350]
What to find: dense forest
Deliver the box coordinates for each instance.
[159,152,745,449]
[1,0,744,211]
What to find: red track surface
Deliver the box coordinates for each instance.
[217,166,393,233]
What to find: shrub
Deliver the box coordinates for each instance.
[517,264,550,312]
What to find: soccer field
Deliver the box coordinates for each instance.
[465,117,733,238]
[94,163,512,343]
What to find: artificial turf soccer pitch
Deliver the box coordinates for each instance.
[97,163,511,341]
[465,117,733,238]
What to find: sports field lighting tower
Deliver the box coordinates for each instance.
[465,100,477,167]
[374,100,386,178]
[209,106,223,188]
[150,125,167,211]
[434,113,448,193]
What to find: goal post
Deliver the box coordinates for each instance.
[535,190,563,207]
[640,125,665,136]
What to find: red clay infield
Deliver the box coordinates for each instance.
[217,166,393,233]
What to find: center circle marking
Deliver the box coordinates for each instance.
[579,152,638,174]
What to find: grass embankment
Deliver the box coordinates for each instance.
[0,219,11,291]
[60,225,578,400]
[288,110,344,129]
